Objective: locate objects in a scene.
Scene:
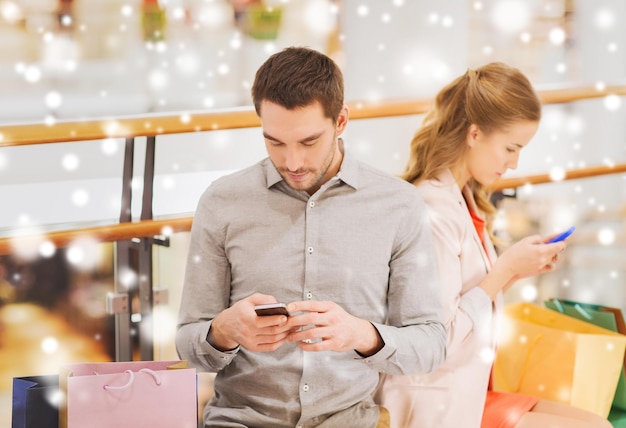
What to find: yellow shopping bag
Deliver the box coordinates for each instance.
[492,303,626,417]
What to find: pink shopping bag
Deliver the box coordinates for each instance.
[59,360,197,428]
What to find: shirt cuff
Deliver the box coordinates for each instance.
[354,321,396,365]
[200,321,240,368]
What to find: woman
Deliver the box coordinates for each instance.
[374,63,611,428]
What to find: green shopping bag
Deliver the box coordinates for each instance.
[609,406,626,428]
[545,298,626,411]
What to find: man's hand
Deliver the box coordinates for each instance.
[285,300,384,357]
[208,293,293,352]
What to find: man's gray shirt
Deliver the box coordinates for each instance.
[176,151,446,427]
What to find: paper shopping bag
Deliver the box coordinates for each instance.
[545,298,626,411]
[609,406,626,428]
[492,303,626,417]
[12,375,59,428]
[59,360,197,428]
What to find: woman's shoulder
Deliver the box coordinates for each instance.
[416,174,460,207]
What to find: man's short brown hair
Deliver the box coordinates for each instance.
[251,46,344,123]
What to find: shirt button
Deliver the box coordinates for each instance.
[306,292,313,299]
[309,201,316,208]
[303,384,309,392]
[307,246,314,254]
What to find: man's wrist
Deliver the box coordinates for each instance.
[355,321,384,357]
[206,322,239,352]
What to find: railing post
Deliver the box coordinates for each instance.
[113,137,135,362]
[138,136,156,361]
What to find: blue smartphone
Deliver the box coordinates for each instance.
[546,226,576,243]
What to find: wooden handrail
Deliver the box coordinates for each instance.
[491,163,626,191]
[1,81,625,147]
[1,82,626,255]
[1,162,623,255]
[0,217,193,256]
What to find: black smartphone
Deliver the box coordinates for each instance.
[254,303,290,316]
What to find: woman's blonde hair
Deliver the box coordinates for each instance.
[402,62,541,241]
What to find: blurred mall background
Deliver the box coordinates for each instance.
[0,0,625,425]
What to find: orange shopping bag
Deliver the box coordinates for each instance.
[492,303,626,417]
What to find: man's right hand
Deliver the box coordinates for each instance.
[207,293,292,352]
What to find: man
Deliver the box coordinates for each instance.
[176,46,446,428]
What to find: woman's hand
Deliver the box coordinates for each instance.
[479,235,566,299]
[499,235,567,279]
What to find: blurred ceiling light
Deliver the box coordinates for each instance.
[565,114,584,135]
[490,0,531,34]
[45,91,63,110]
[39,240,56,258]
[548,27,566,45]
[71,188,89,207]
[549,166,566,182]
[24,65,42,83]
[172,6,185,20]
[603,94,621,111]
[62,153,79,171]
[121,4,133,17]
[520,283,538,302]
[176,52,199,75]
[197,0,232,30]
[603,157,615,168]
[597,228,615,246]
[60,14,72,27]
[10,226,45,262]
[149,68,169,90]
[595,8,615,30]
[101,138,120,156]
[1,1,23,23]
[66,236,101,271]
[441,15,454,28]
[303,0,336,36]
[41,337,59,354]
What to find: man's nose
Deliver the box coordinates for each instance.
[285,146,305,172]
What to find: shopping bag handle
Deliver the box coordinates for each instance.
[573,303,593,320]
[103,368,162,391]
[551,298,565,313]
[550,298,593,320]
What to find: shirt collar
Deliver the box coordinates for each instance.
[263,138,359,191]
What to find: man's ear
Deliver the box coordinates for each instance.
[336,105,349,135]
[467,124,480,148]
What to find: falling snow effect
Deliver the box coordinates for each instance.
[0,1,625,425]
